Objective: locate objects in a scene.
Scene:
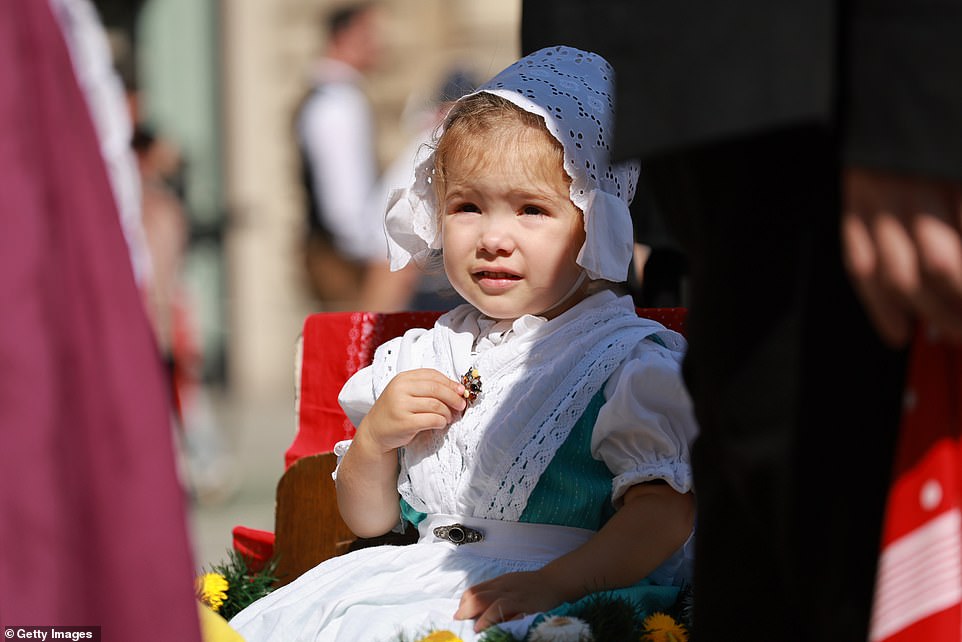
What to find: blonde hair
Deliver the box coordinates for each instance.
[432,92,568,206]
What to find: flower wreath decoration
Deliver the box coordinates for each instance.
[195,549,280,621]
[397,584,694,642]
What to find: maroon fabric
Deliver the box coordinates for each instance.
[0,2,202,640]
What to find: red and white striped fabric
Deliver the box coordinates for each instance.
[870,325,962,642]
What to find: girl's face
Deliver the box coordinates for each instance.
[440,124,587,320]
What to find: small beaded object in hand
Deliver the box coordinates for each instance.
[460,367,482,404]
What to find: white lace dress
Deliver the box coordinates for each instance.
[230,291,698,641]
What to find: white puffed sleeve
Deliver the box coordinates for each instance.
[337,363,377,430]
[593,335,698,504]
[332,377,406,533]
[330,364,375,482]
[332,330,430,479]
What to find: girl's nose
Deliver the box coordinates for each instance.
[478,213,516,255]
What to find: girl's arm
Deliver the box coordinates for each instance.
[335,368,466,537]
[455,480,695,632]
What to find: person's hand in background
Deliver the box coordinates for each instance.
[842,167,962,347]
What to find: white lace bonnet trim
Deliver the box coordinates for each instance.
[384,45,640,283]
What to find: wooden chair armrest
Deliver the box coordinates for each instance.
[272,452,417,587]
[273,453,354,586]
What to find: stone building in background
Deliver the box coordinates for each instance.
[95,0,520,400]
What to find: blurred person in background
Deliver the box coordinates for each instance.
[124,64,237,506]
[357,68,479,312]
[132,122,190,416]
[625,185,689,309]
[130,119,237,507]
[295,0,387,310]
[0,0,202,638]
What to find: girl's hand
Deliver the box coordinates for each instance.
[454,570,568,633]
[359,368,467,453]
[336,368,467,537]
[451,482,695,633]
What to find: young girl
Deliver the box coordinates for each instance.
[230,45,698,642]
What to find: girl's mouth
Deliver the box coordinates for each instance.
[473,271,522,292]
[475,271,520,280]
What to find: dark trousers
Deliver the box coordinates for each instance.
[643,126,909,641]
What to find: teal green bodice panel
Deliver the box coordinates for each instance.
[518,390,614,529]
[401,390,614,530]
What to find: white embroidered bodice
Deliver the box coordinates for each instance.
[337,291,696,521]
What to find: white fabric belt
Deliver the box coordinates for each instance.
[417,513,595,564]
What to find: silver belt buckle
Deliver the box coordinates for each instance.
[433,522,484,545]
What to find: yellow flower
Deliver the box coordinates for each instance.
[196,572,230,613]
[641,612,688,642]
[417,631,463,642]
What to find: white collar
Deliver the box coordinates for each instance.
[474,314,546,352]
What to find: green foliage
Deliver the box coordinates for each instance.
[204,549,279,620]
[477,626,519,642]
[570,593,645,641]
[665,583,694,632]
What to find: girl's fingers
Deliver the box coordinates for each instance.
[419,378,469,412]
[454,588,511,631]
[473,601,522,633]
[395,369,467,411]
[407,396,456,427]
[375,369,467,436]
